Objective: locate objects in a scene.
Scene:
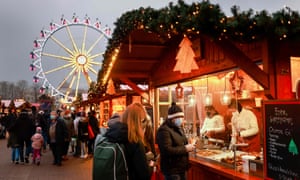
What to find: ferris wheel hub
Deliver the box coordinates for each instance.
[76,55,87,65]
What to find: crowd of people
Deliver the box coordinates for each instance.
[1,106,100,166]
[0,99,260,180]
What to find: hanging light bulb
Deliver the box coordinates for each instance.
[188,94,196,106]
[203,76,212,106]
[220,75,231,105]
[220,92,231,105]
[204,93,212,106]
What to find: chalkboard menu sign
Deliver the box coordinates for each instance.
[264,100,300,180]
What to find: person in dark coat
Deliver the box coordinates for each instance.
[6,109,20,164]
[77,112,89,159]
[156,102,195,180]
[48,110,68,166]
[87,110,99,155]
[16,109,35,164]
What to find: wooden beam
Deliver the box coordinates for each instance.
[117,58,160,64]
[119,77,149,100]
[121,43,167,49]
[111,72,149,78]
[215,39,269,89]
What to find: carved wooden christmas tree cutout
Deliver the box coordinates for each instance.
[173,37,199,73]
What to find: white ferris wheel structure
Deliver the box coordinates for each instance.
[30,13,111,103]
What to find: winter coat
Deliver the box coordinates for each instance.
[88,115,99,137]
[16,111,35,143]
[31,133,44,149]
[6,113,19,148]
[63,116,75,141]
[105,122,150,180]
[78,117,88,141]
[156,120,190,176]
[48,118,68,145]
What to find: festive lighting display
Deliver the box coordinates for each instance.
[93,0,300,98]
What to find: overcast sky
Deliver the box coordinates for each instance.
[0,0,298,87]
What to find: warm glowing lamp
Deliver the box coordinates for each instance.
[204,93,212,106]
[188,94,196,106]
[220,76,231,105]
[204,76,212,106]
[220,92,231,105]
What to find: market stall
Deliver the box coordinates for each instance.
[90,1,300,179]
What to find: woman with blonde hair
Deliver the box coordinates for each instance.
[122,103,146,145]
[103,102,150,180]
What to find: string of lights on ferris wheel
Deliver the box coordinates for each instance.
[29,13,111,102]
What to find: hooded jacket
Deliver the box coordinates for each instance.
[105,122,150,180]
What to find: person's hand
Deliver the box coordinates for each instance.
[185,143,195,152]
[237,135,245,143]
[205,130,215,138]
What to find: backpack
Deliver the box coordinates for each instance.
[93,135,129,180]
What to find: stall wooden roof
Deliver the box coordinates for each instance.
[109,30,170,86]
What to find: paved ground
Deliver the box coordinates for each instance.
[0,138,92,180]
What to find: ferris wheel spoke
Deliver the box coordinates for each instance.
[81,25,88,53]
[44,63,74,74]
[89,52,104,59]
[86,66,99,75]
[65,70,78,97]
[42,52,73,61]
[74,69,82,98]
[57,67,77,90]
[86,33,104,54]
[50,36,74,55]
[89,61,102,66]
[66,25,79,53]
[83,68,92,85]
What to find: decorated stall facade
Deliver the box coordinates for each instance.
[91,1,300,179]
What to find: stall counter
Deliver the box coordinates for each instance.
[188,154,263,180]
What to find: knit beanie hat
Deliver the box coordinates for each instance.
[167,102,184,119]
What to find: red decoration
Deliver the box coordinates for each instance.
[229,71,244,96]
[175,83,184,99]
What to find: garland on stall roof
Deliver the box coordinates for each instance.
[93,0,300,97]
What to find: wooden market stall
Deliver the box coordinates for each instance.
[90,1,300,179]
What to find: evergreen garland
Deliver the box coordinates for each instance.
[92,0,300,97]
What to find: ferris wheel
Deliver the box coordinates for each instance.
[29,14,111,102]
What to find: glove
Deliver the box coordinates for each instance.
[185,144,195,152]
